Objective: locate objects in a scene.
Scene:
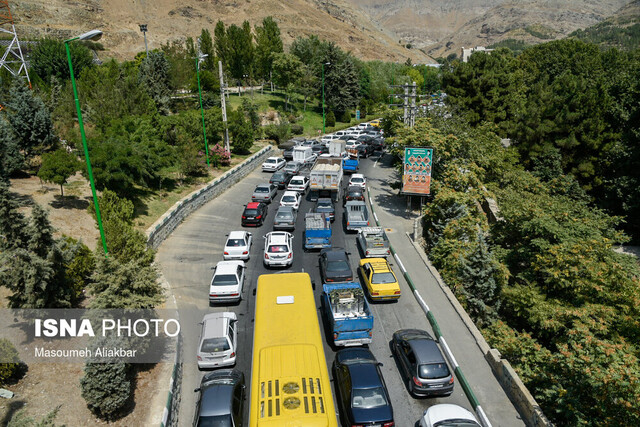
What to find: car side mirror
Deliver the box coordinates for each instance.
[211,266,216,270]
[311,280,316,290]
[194,387,201,393]
[378,362,384,367]
[252,289,256,296]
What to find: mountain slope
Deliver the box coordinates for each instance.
[569,0,640,50]
[11,0,431,62]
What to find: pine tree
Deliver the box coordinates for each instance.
[138,51,172,113]
[198,28,216,71]
[457,230,502,326]
[37,149,81,196]
[229,108,254,154]
[0,118,23,179]
[254,16,283,81]
[214,20,230,72]
[0,184,28,250]
[80,362,132,420]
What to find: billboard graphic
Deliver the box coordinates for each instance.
[402,147,433,195]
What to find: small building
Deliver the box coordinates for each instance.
[461,46,494,63]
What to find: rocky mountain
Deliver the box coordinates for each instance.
[10,0,431,62]
[569,0,640,50]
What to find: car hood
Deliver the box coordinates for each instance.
[351,405,393,425]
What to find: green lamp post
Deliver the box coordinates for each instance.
[195,53,211,167]
[322,62,330,134]
[64,30,108,256]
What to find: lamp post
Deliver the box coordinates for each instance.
[139,24,148,57]
[195,53,211,167]
[65,30,108,256]
[322,62,330,134]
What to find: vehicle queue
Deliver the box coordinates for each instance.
[192,122,482,427]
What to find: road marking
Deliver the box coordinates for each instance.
[393,253,406,274]
[439,336,459,369]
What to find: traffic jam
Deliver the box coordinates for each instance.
[192,121,482,427]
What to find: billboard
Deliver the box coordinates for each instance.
[402,147,433,195]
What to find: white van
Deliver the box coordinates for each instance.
[292,146,317,165]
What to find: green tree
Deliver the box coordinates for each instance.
[198,28,216,71]
[7,406,64,427]
[325,110,336,127]
[272,53,303,111]
[138,51,172,113]
[297,65,317,111]
[0,118,23,179]
[241,97,262,138]
[324,44,359,116]
[229,108,254,154]
[161,38,196,90]
[38,149,81,196]
[0,338,21,386]
[80,361,131,420]
[226,21,255,80]
[214,20,230,72]
[30,37,93,82]
[5,81,56,160]
[0,184,28,249]
[254,16,283,81]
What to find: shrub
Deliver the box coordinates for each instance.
[210,143,231,166]
[81,362,132,420]
[325,111,336,128]
[0,338,20,385]
[263,122,291,144]
[291,124,304,135]
[339,110,351,123]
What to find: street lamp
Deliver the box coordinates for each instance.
[139,24,148,57]
[195,53,211,167]
[322,62,330,134]
[64,30,108,256]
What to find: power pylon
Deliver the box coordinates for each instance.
[0,1,31,102]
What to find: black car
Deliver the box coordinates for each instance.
[314,198,335,222]
[319,248,353,283]
[312,144,329,155]
[241,202,268,227]
[269,170,293,189]
[193,369,245,427]
[391,329,454,397]
[344,185,365,206]
[356,143,374,158]
[333,348,394,427]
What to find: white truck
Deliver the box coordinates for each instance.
[292,146,316,166]
[309,141,345,201]
[356,227,391,257]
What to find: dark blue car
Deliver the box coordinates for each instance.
[333,348,394,427]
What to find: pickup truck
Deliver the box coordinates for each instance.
[321,282,373,347]
[356,227,391,257]
[304,213,332,250]
[342,156,359,174]
[344,200,370,232]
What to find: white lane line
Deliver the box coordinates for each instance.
[414,290,430,313]
[393,253,407,274]
[439,336,460,369]
[373,212,379,224]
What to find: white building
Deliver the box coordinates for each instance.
[461,46,494,63]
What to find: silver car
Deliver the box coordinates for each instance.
[197,312,238,370]
[273,206,297,231]
[251,183,277,204]
[283,161,303,175]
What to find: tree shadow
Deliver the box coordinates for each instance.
[0,399,26,426]
[7,190,35,208]
[50,195,90,210]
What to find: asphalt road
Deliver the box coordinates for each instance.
[156,150,524,427]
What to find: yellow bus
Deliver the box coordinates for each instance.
[250,272,338,427]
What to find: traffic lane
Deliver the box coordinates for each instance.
[361,153,525,426]
[157,166,279,426]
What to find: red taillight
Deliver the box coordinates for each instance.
[372,292,379,296]
[242,251,248,255]
[368,331,372,337]
[365,250,370,256]
[224,251,229,255]
[256,215,262,219]
[383,423,395,427]
[230,352,235,358]
[264,253,269,259]
[197,356,202,361]
[333,332,338,339]
[413,376,422,386]
[242,216,246,219]
[367,221,370,226]
[394,290,401,295]
[230,293,239,297]
[287,253,292,259]
[449,376,455,384]
[347,221,350,226]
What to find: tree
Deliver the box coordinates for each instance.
[30,37,93,82]
[5,81,56,160]
[271,53,303,111]
[80,361,131,420]
[0,184,28,250]
[323,44,359,116]
[138,50,172,113]
[325,110,336,127]
[214,20,230,71]
[297,65,317,111]
[38,149,81,196]
[226,21,255,80]
[7,406,64,427]
[229,108,254,154]
[241,97,262,138]
[254,16,283,81]
[0,117,23,179]
[198,28,216,71]
[161,37,196,90]
[0,338,21,386]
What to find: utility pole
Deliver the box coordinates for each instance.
[410,81,416,128]
[139,24,148,57]
[0,0,31,99]
[219,60,230,153]
[389,82,418,127]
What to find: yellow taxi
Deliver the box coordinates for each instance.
[369,119,381,128]
[359,258,401,301]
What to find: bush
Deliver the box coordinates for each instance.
[81,362,132,420]
[339,110,352,123]
[0,338,21,385]
[325,111,336,128]
[263,122,291,144]
[210,143,231,166]
[291,124,304,135]
[60,236,95,303]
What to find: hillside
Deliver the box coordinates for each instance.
[425,0,630,58]
[10,0,432,63]
[569,0,640,50]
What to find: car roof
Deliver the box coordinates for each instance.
[255,183,271,189]
[410,339,446,364]
[266,232,291,244]
[365,258,391,272]
[322,249,348,261]
[246,202,261,209]
[290,175,306,180]
[215,261,243,274]
[199,383,234,417]
[317,198,333,204]
[424,404,478,425]
[276,206,294,213]
[351,173,365,179]
[266,156,280,161]
[282,190,299,197]
[347,362,384,389]
[202,313,230,338]
[227,231,247,240]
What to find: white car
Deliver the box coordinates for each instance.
[196,312,237,370]
[262,157,285,172]
[348,173,366,190]
[223,231,252,261]
[287,175,309,193]
[321,134,340,145]
[263,231,294,267]
[280,190,302,210]
[209,260,246,304]
[419,404,481,427]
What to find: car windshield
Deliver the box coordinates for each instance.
[200,337,229,353]
[290,179,303,185]
[226,239,244,247]
[282,196,296,203]
[431,420,479,427]
[272,172,284,179]
[212,274,238,286]
[244,209,257,216]
[317,201,332,209]
[419,363,450,379]
[276,212,293,220]
[265,159,276,164]
[351,178,364,184]
[255,187,269,193]
[371,272,396,284]
[327,260,350,272]
[196,414,233,427]
[268,245,289,253]
[351,387,388,409]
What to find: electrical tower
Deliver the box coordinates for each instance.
[0,1,31,90]
[389,82,418,127]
